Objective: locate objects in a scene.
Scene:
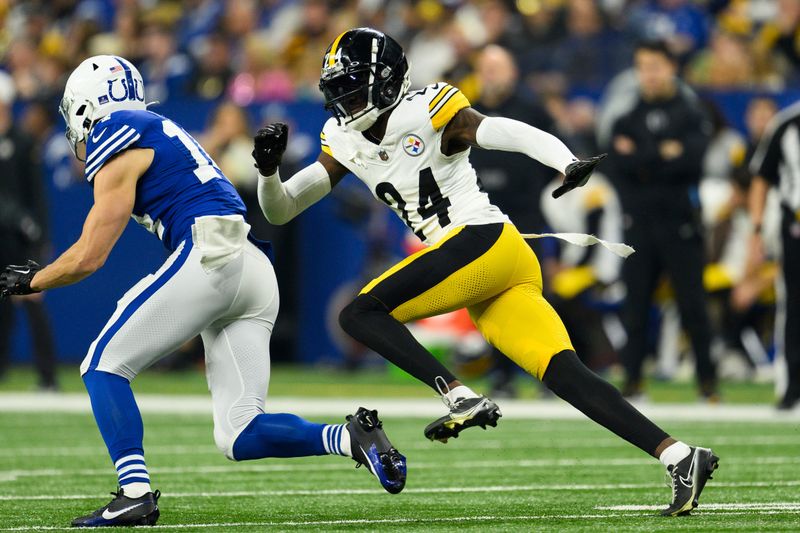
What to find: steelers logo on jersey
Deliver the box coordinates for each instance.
[402,134,425,157]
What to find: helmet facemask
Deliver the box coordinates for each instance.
[59,94,95,161]
[319,31,410,132]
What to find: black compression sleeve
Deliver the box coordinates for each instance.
[542,350,670,457]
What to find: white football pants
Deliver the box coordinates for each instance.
[80,216,277,459]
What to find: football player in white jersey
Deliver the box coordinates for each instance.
[252,28,719,516]
[0,54,406,527]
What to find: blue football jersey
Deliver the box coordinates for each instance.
[84,109,247,251]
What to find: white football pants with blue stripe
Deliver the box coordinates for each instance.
[80,216,279,459]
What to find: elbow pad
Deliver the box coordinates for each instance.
[475,116,576,174]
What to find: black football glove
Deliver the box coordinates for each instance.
[552,153,607,199]
[0,260,42,299]
[252,122,289,176]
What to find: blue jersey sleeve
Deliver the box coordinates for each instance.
[84,112,147,182]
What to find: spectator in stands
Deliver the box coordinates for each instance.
[405,1,462,87]
[228,35,295,105]
[280,0,351,96]
[545,94,601,157]
[0,74,58,390]
[201,101,256,200]
[608,40,718,401]
[627,0,711,60]
[516,0,565,81]
[138,19,192,103]
[550,0,631,91]
[753,0,800,75]
[710,98,781,376]
[476,0,529,55]
[188,31,234,101]
[686,29,758,88]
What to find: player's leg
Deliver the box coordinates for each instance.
[660,225,717,399]
[618,221,661,397]
[205,244,405,493]
[779,215,800,409]
[74,241,227,527]
[468,250,718,515]
[0,295,13,381]
[338,224,517,437]
[339,224,519,387]
[22,299,58,389]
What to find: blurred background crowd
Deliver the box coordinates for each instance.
[1,0,798,403]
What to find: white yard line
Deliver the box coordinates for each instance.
[598,502,800,511]
[1,455,797,482]
[3,480,800,501]
[4,434,800,459]
[1,393,799,422]
[0,515,622,532]
[2,508,800,531]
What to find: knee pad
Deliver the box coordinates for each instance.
[338,293,386,333]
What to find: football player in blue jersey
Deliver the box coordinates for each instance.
[0,55,406,527]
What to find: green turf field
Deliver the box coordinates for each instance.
[1,408,799,532]
[0,364,781,403]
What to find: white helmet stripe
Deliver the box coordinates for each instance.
[366,37,378,108]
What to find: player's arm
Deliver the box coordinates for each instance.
[442,107,606,198]
[252,123,348,225]
[26,149,152,291]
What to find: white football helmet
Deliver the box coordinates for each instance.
[60,55,146,160]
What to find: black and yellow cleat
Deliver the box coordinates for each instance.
[424,395,502,443]
[661,446,719,516]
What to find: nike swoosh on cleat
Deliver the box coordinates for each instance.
[101,502,145,520]
[359,445,377,476]
[92,128,108,143]
[680,452,698,487]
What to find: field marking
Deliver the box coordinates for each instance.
[4,434,800,459]
[4,480,800,501]
[3,508,800,531]
[1,393,798,422]
[2,455,799,482]
[598,502,800,511]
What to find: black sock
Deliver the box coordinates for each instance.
[542,350,669,457]
[339,294,456,390]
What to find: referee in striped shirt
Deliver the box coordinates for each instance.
[749,101,800,410]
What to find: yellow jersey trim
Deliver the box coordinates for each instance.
[430,87,470,131]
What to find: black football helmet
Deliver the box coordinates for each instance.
[319,27,410,131]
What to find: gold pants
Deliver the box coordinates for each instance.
[360,223,574,379]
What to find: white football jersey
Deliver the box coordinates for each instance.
[321,82,509,245]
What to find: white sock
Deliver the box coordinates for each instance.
[322,424,352,457]
[659,441,691,468]
[445,385,479,403]
[122,482,151,499]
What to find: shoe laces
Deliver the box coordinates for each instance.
[664,465,679,502]
[434,376,455,410]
